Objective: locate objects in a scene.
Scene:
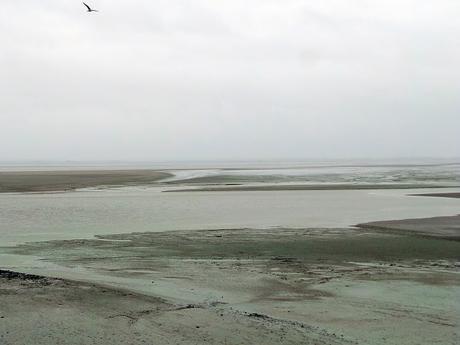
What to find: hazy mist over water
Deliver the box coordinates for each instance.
[0,158,459,169]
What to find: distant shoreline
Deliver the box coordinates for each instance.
[0,170,172,193]
[164,184,457,193]
[1,169,458,193]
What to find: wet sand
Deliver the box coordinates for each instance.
[165,184,450,192]
[357,214,460,240]
[412,192,460,199]
[0,170,171,193]
[1,170,456,194]
[2,219,459,345]
[1,270,348,345]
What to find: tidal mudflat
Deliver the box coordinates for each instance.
[412,192,460,199]
[0,170,171,193]
[2,220,460,345]
[1,165,459,344]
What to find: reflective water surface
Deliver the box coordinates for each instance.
[1,187,459,246]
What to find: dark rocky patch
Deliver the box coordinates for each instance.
[0,270,48,281]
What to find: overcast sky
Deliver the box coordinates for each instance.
[1,1,459,161]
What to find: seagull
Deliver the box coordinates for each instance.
[83,2,98,12]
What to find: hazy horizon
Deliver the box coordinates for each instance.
[1,1,459,161]
[1,156,459,168]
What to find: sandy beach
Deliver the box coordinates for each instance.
[0,269,352,345]
[2,216,459,345]
[3,269,357,345]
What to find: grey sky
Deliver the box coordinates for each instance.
[1,0,459,161]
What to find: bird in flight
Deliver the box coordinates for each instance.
[83,2,98,12]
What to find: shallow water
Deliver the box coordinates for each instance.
[1,187,459,246]
[164,161,460,185]
[1,162,459,345]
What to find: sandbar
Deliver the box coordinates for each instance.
[0,170,171,193]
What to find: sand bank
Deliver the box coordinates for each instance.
[165,184,451,192]
[357,214,460,240]
[0,170,171,193]
[3,220,459,345]
[411,192,460,199]
[0,269,351,345]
